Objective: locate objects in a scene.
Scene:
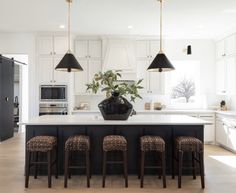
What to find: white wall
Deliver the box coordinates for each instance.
[0,32,37,119]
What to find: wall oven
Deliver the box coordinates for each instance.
[40,85,67,102]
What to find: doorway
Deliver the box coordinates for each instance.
[3,54,28,133]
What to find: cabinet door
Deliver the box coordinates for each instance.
[75,40,88,58]
[53,57,69,84]
[226,56,236,94]
[74,59,88,94]
[38,57,54,83]
[37,36,53,55]
[216,60,226,94]
[54,36,68,55]
[88,40,102,58]
[228,125,236,151]
[137,60,149,93]
[136,40,149,59]
[149,40,160,59]
[216,119,228,147]
[216,40,225,59]
[88,59,102,83]
[225,34,236,56]
[149,68,162,94]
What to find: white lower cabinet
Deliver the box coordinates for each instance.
[216,116,236,152]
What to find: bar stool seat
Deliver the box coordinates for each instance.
[102,135,128,188]
[25,136,58,188]
[27,136,57,152]
[140,135,166,188]
[64,135,90,188]
[173,136,205,189]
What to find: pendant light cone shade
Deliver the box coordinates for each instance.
[55,0,83,72]
[55,53,83,72]
[147,0,174,72]
[187,45,192,55]
[147,53,174,72]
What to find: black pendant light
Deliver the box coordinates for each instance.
[147,0,174,72]
[55,0,83,72]
[187,45,192,55]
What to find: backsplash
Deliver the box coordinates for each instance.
[74,94,230,111]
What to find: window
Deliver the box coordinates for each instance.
[165,60,201,109]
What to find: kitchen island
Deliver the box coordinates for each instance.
[22,114,209,175]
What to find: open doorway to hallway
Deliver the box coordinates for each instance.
[3,54,28,133]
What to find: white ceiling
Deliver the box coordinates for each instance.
[1,0,236,39]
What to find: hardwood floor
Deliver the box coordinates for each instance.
[0,133,236,193]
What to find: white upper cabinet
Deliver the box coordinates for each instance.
[216,60,226,94]
[37,34,69,84]
[136,40,160,59]
[74,38,102,94]
[216,33,236,59]
[75,40,102,58]
[37,35,68,56]
[136,39,163,94]
[37,36,54,55]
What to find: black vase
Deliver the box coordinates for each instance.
[98,92,133,120]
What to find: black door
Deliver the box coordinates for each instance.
[0,58,14,141]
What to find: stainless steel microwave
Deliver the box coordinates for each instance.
[40,85,67,102]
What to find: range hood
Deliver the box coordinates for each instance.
[102,38,137,79]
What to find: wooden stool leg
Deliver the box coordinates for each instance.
[34,152,38,179]
[102,151,107,188]
[47,151,52,188]
[64,150,69,188]
[68,153,72,179]
[161,151,166,188]
[140,151,145,188]
[86,151,90,188]
[123,151,128,188]
[25,151,31,188]
[199,151,205,189]
[178,150,183,189]
[192,152,196,179]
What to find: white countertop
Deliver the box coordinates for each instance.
[20,114,210,126]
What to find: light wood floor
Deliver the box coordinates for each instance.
[0,134,236,193]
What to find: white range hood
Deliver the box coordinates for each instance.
[102,38,137,79]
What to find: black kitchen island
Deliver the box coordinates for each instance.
[23,114,208,175]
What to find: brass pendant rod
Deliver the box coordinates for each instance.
[159,0,163,53]
[67,0,72,53]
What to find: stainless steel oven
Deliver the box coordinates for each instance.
[40,85,67,102]
[39,103,68,116]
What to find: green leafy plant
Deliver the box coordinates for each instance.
[86,70,143,102]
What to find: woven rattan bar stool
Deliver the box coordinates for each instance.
[25,136,58,188]
[102,135,128,188]
[139,135,166,188]
[172,136,205,189]
[64,135,90,188]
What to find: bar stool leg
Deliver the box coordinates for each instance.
[25,151,31,188]
[161,151,166,188]
[47,151,52,188]
[140,151,145,188]
[34,152,38,179]
[102,151,107,188]
[178,150,183,189]
[64,150,69,188]
[86,151,90,188]
[199,151,205,189]
[192,152,196,179]
[123,151,128,188]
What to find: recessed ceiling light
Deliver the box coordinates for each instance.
[128,25,133,29]
[59,25,65,29]
[221,9,236,14]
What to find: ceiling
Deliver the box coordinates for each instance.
[1,0,236,39]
